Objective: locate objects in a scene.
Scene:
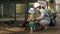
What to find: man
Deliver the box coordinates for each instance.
[33,2,50,31]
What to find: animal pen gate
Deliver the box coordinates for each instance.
[0,0,37,27]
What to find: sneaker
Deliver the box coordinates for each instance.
[41,26,47,31]
[44,26,47,30]
[43,26,47,31]
[40,27,44,31]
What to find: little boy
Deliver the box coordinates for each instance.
[27,14,36,33]
[27,8,37,33]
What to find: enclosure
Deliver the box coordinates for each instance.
[0,0,60,34]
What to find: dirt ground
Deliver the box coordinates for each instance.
[0,14,60,34]
[0,27,60,34]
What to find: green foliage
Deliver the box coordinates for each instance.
[46,9,54,19]
[28,3,34,9]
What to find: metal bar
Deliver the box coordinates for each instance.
[25,0,28,22]
[23,0,29,30]
[46,1,48,9]
[2,4,3,18]
[15,3,16,21]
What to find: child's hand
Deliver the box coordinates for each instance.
[31,18,34,21]
[27,18,31,21]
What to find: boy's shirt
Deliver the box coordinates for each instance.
[27,14,34,24]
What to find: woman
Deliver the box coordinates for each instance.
[33,3,50,31]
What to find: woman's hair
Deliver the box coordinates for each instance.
[37,6,45,9]
[37,6,41,9]
[42,7,45,9]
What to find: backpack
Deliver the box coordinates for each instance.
[46,9,56,26]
